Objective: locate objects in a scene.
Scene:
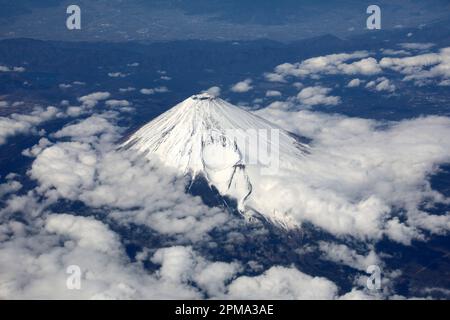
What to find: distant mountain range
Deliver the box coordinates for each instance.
[1,0,450,41]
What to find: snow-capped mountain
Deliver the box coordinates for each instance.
[123,93,308,227]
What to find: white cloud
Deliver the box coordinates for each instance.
[253,105,450,243]
[269,51,382,81]
[0,179,22,198]
[0,65,25,72]
[380,49,411,56]
[78,92,111,108]
[375,79,395,92]
[265,46,449,87]
[2,103,434,299]
[108,72,128,78]
[22,137,52,157]
[105,100,131,108]
[0,212,208,299]
[28,116,229,241]
[297,86,341,106]
[380,47,450,85]
[194,261,241,297]
[45,214,121,254]
[0,213,349,300]
[347,78,361,87]
[140,87,169,95]
[231,79,253,93]
[366,77,396,92]
[318,242,380,271]
[265,90,282,97]
[226,266,338,299]
[337,57,382,75]
[119,87,136,93]
[0,106,59,145]
[31,141,97,200]
[153,86,169,93]
[264,72,287,82]
[399,43,435,50]
[140,88,155,95]
[203,86,221,97]
[52,114,119,143]
[65,106,85,117]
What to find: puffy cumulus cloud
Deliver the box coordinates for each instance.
[380,49,411,56]
[336,57,382,76]
[150,246,242,298]
[0,183,349,300]
[22,137,52,157]
[203,86,221,97]
[398,43,435,51]
[264,72,287,83]
[230,79,253,93]
[0,212,351,300]
[67,92,123,118]
[0,104,412,300]
[366,77,396,92]
[140,86,169,95]
[0,211,209,299]
[380,47,450,85]
[31,141,98,200]
[28,116,229,241]
[105,100,134,113]
[265,46,449,87]
[375,79,395,92]
[45,214,121,254]
[108,72,128,78]
[105,100,131,108]
[347,78,361,87]
[269,51,382,81]
[140,88,154,95]
[0,65,25,72]
[65,106,86,118]
[339,289,377,300]
[226,266,338,299]
[318,242,380,272]
[297,86,341,107]
[0,106,60,145]
[0,179,22,198]
[119,87,136,93]
[265,90,281,97]
[52,114,120,144]
[59,83,72,89]
[194,261,242,297]
[253,105,450,244]
[78,92,111,108]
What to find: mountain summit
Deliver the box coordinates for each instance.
[123,93,308,227]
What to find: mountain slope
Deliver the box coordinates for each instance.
[123,93,308,226]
